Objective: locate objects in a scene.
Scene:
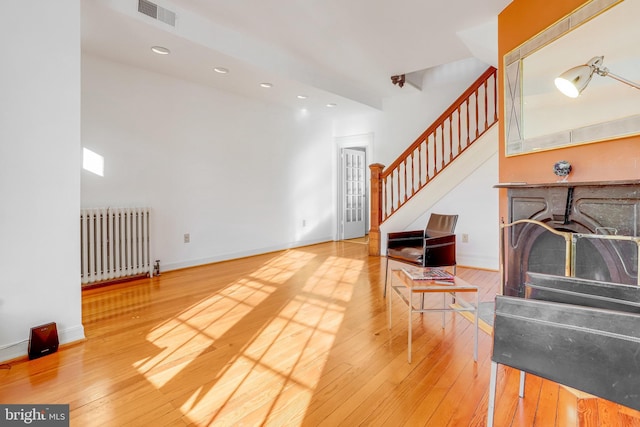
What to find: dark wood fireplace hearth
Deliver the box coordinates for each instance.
[496,180,640,297]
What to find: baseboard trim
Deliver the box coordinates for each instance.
[0,324,85,363]
[161,236,334,273]
[457,254,499,271]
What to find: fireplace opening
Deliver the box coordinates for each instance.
[528,230,612,283]
[507,225,639,297]
[499,181,640,297]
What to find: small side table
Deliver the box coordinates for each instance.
[388,269,479,363]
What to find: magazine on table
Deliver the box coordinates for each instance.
[401,267,455,282]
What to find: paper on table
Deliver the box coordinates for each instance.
[401,267,455,282]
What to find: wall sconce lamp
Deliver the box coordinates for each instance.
[554,56,640,98]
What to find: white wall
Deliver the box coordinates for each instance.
[81,55,337,271]
[0,4,497,364]
[332,58,491,162]
[376,57,490,166]
[406,151,500,269]
[0,0,84,361]
[334,57,500,270]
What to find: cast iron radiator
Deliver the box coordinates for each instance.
[80,207,152,285]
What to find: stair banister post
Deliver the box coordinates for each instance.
[369,163,385,256]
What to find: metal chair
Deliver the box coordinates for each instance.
[384,213,458,297]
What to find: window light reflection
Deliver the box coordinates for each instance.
[134,279,276,388]
[82,147,104,176]
[132,249,362,425]
[183,253,359,425]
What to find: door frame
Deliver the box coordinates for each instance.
[335,133,374,240]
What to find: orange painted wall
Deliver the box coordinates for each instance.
[497,0,640,218]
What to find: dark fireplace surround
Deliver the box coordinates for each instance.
[497,180,640,297]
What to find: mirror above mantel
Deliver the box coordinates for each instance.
[504,0,640,156]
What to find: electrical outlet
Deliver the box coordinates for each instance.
[184,233,190,243]
[462,233,469,243]
[302,219,306,227]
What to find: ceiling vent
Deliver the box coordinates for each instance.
[138,0,176,27]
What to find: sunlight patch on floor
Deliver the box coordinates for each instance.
[134,279,275,388]
[133,250,316,388]
[180,253,363,426]
[250,249,317,284]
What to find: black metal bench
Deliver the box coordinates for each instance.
[487,273,640,426]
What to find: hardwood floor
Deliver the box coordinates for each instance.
[0,241,634,426]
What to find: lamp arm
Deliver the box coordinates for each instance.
[604,71,640,91]
[595,65,640,91]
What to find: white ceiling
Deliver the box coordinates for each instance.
[81,0,511,115]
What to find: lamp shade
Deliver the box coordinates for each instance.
[554,65,594,98]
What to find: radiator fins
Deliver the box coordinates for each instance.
[80,207,152,285]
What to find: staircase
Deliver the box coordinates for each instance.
[369,67,498,255]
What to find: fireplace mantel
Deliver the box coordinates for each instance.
[495,179,640,189]
[498,180,640,296]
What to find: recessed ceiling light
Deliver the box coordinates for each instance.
[297,95,308,99]
[326,103,337,108]
[151,46,170,55]
[260,82,273,88]
[214,67,229,74]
